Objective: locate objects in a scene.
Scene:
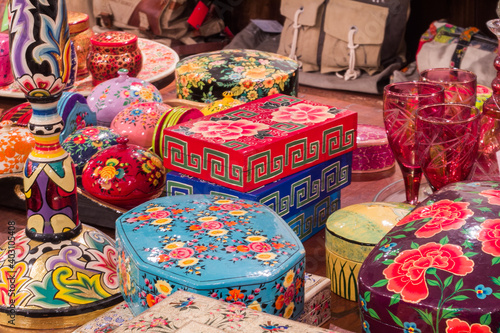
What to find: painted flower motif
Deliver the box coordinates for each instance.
[479,189,500,205]
[397,199,473,238]
[148,210,170,219]
[226,288,245,301]
[246,236,268,243]
[16,73,65,96]
[380,242,397,252]
[229,210,247,216]
[85,245,119,289]
[248,242,272,253]
[164,242,185,250]
[81,127,101,136]
[474,284,492,299]
[170,247,195,259]
[283,269,295,288]
[283,302,295,318]
[359,295,367,311]
[155,280,173,296]
[404,322,421,333]
[177,257,199,267]
[275,294,284,310]
[219,203,243,210]
[255,252,277,261]
[477,219,500,257]
[201,221,224,230]
[207,229,228,236]
[283,285,295,305]
[383,242,474,303]
[363,320,371,333]
[248,300,262,311]
[189,119,270,140]
[198,216,217,222]
[243,66,268,80]
[150,218,172,225]
[445,318,492,333]
[271,103,334,124]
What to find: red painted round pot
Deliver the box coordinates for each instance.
[87,31,143,86]
[81,137,166,210]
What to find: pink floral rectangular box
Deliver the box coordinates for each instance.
[163,94,357,191]
[111,290,340,332]
[298,273,331,327]
[73,273,332,332]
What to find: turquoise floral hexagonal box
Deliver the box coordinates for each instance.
[116,194,306,319]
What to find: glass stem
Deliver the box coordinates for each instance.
[400,164,423,205]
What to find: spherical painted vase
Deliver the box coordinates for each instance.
[110,102,172,149]
[81,137,166,209]
[61,126,121,175]
[0,33,13,86]
[86,69,163,127]
[0,120,35,174]
[0,101,32,126]
[87,31,143,86]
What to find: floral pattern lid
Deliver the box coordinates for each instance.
[175,49,299,103]
[116,194,306,286]
[358,181,500,332]
[87,69,163,127]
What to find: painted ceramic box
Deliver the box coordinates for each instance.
[326,202,413,301]
[112,290,339,333]
[165,151,351,220]
[358,181,500,332]
[352,124,395,174]
[116,194,306,319]
[297,273,332,327]
[175,49,299,103]
[163,94,357,192]
[73,272,332,332]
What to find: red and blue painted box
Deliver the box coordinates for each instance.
[116,194,306,319]
[163,94,357,192]
[165,151,351,219]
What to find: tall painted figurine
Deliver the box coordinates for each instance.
[0,0,121,328]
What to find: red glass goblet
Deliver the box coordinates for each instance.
[420,68,477,106]
[416,103,482,192]
[383,82,445,204]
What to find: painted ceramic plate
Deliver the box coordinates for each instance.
[0,38,179,98]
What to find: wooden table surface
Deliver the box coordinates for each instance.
[0,80,403,332]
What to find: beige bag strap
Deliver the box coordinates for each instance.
[288,7,304,65]
[336,26,361,81]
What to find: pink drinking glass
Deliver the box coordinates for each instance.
[415,103,482,192]
[383,82,445,205]
[420,68,477,106]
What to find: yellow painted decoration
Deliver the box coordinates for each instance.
[325,247,360,301]
[52,266,112,304]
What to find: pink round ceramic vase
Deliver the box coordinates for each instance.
[81,136,166,209]
[86,68,163,127]
[110,102,171,149]
[87,30,143,86]
[0,33,13,86]
[0,120,35,174]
